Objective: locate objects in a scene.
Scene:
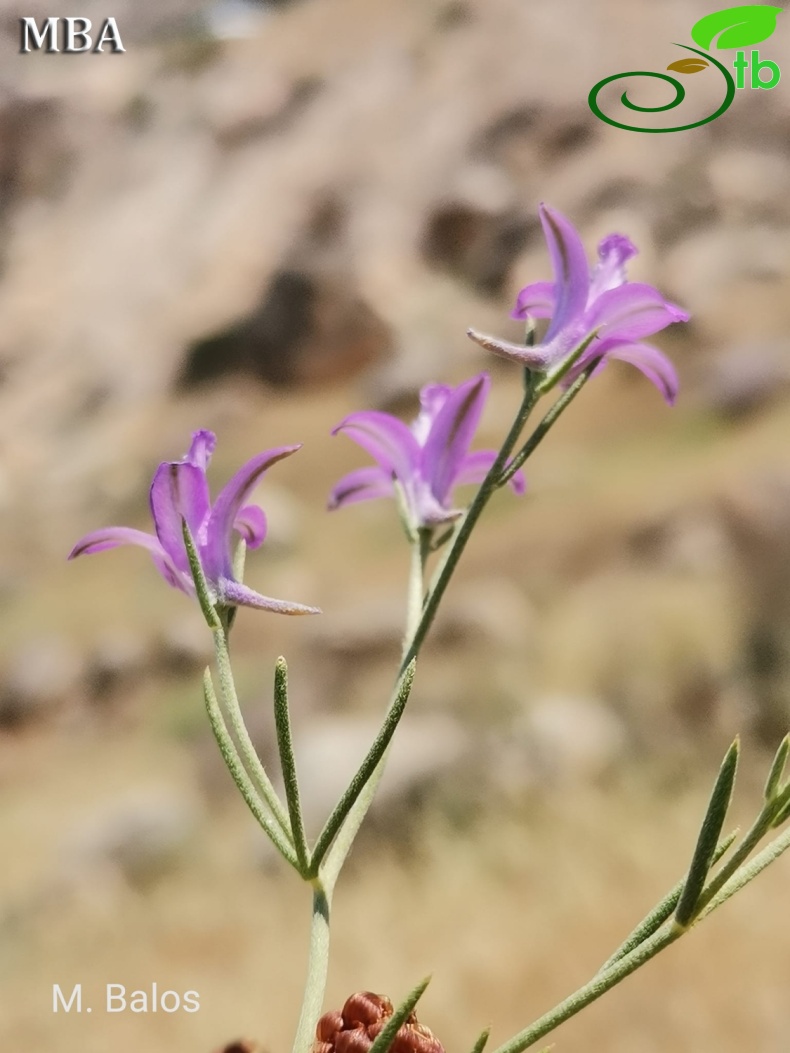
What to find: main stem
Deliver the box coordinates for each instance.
[291,884,331,1053]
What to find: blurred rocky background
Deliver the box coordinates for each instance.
[1,0,790,1050]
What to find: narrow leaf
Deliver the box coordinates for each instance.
[366,978,431,1053]
[675,738,739,927]
[690,5,782,50]
[202,669,298,869]
[598,830,736,972]
[273,656,310,875]
[764,733,789,801]
[182,518,220,629]
[469,1027,491,1053]
[309,660,417,875]
[667,58,710,73]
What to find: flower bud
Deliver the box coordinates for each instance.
[313,992,445,1053]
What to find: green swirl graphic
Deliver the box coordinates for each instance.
[588,44,735,133]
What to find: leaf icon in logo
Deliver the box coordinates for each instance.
[667,58,710,73]
[691,5,782,50]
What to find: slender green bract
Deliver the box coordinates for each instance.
[366,978,431,1053]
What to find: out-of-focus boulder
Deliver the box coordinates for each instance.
[0,634,85,728]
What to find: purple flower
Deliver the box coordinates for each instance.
[328,373,525,528]
[469,203,688,404]
[69,430,320,615]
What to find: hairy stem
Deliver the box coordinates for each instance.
[291,884,332,1053]
[213,621,294,843]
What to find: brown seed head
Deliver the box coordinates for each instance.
[313,992,445,1053]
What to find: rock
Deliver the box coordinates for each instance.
[60,786,199,887]
[248,712,471,857]
[699,343,790,420]
[718,475,790,743]
[523,695,626,783]
[0,634,84,728]
[155,616,214,676]
[86,629,150,703]
[421,199,533,296]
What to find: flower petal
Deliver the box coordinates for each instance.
[186,429,217,471]
[149,461,209,574]
[588,234,638,300]
[68,526,187,592]
[203,445,301,582]
[585,282,689,343]
[422,372,490,504]
[331,411,420,483]
[511,281,556,321]
[328,467,394,510]
[235,504,268,548]
[599,340,680,405]
[412,384,452,443]
[217,577,321,615]
[539,204,591,343]
[455,449,526,495]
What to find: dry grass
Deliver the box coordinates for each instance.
[1,731,788,1053]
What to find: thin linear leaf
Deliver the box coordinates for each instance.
[182,519,220,629]
[691,5,782,50]
[469,1027,491,1053]
[675,738,739,927]
[764,734,790,801]
[309,660,416,875]
[273,656,310,874]
[202,669,298,868]
[598,830,736,972]
[667,58,710,73]
[366,978,431,1053]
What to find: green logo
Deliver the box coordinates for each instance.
[589,5,782,133]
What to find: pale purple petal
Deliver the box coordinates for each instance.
[540,204,591,344]
[412,384,452,443]
[328,467,394,510]
[149,461,209,574]
[413,487,463,527]
[68,526,187,592]
[588,234,637,300]
[511,281,556,321]
[598,340,680,405]
[455,449,526,495]
[234,504,267,548]
[422,372,490,504]
[332,411,420,483]
[203,445,300,581]
[217,577,321,615]
[186,429,217,471]
[585,283,689,343]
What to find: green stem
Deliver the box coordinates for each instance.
[699,823,790,919]
[291,884,331,1053]
[404,529,431,654]
[309,661,416,878]
[321,384,542,888]
[493,818,790,1053]
[597,830,737,973]
[403,383,541,673]
[693,807,775,916]
[213,621,294,844]
[500,370,590,487]
[491,925,680,1053]
[202,669,298,868]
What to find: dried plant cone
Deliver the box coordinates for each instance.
[313,992,445,1053]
